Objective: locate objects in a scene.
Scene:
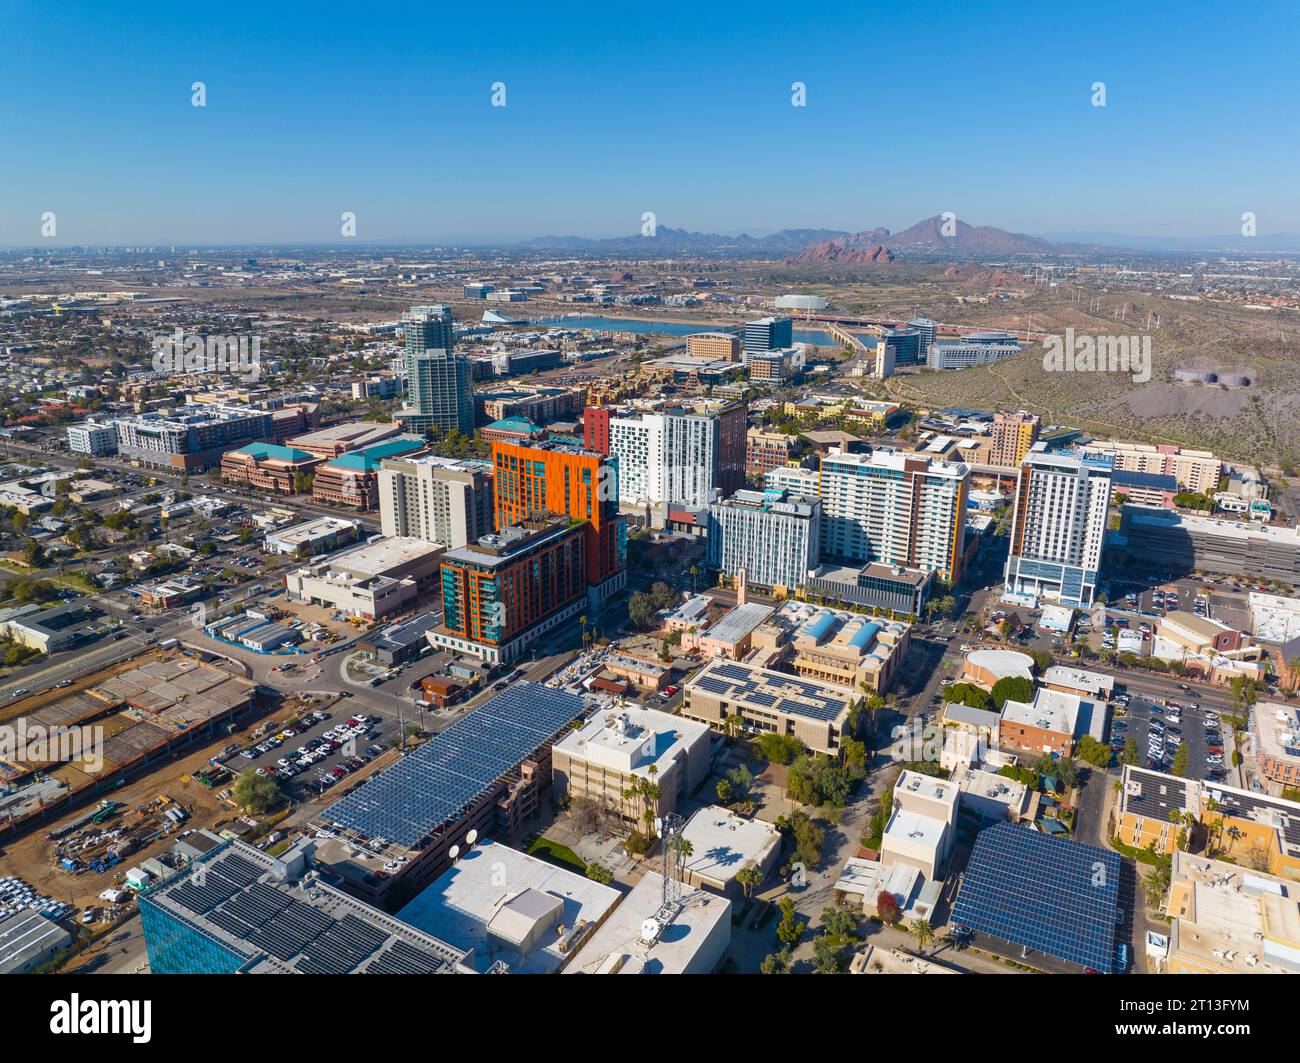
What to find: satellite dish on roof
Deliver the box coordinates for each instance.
[449,845,460,860]
[466,829,478,845]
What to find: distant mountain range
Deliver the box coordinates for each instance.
[508,217,1300,258]
[1042,230,1300,253]
[513,226,851,254]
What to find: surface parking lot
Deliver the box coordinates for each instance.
[1114,693,1228,783]
[222,706,395,798]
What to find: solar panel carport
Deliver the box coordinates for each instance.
[324,683,587,850]
[951,821,1122,973]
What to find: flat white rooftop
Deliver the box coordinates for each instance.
[883,807,947,851]
[680,807,780,887]
[554,705,709,778]
[1041,665,1115,697]
[327,536,444,576]
[1001,688,1083,737]
[267,516,359,547]
[563,872,731,975]
[396,841,620,975]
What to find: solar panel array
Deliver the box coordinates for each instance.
[696,662,847,723]
[326,683,586,849]
[162,848,454,973]
[951,822,1121,973]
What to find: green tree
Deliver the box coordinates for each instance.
[628,591,657,628]
[775,896,802,947]
[909,918,935,955]
[735,862,764,900]
[233,768,282,814]
[1172,740,1189,778]
[990,675,1034,709]
[585,862,614,886]
[760,948,793,974]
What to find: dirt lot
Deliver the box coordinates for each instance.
[0,691,325,913]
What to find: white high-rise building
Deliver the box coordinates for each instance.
[1003,448,1113,607]
[707,490,821,592]
[609,415,664,508]
[378,454,493,549]
[608,409,720,509]
[819,448,968,583]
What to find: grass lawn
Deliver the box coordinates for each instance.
[526,836,587,874]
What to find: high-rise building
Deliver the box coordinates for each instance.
[906,317,937,361]
[991,410,1042,468]
[583,405,611,455]
[742,316,793,358]
[490,438,627,603]
[707,489,821,592]
[819,449,969,583]
[434,518,588,664]
[607,402,746,508]
[378,454,493,549]
[395,306,474,437]
[1004,449,1113,607]
[876,327,922,368]
[686,332,742,362]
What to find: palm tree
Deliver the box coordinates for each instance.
[909,918,935,955]
[1225,824,1242,853]
[579,614,589,648]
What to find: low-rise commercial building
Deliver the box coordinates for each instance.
[1114,765,1300,880]
[1252,702,1300,788]
[800,562,932,617]
[311,436,427,510]
[757,602,910,694]
[678,807,781,897]
[396,840,620,974]
[745,428,798,473]
[139,837,471,974]
[220,442,321,494]
[1161,851,1300,974]
[682,658,856,755]
[264,516,363,558]
[998,687,1103,759]
[286,420,406,460]
[563,871,731,975]
[284,536,444,620]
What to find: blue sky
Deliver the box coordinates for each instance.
[2,0,1298,245]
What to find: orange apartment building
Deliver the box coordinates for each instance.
[490,438,627,602]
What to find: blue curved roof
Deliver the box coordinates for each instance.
[801,611,837,642]
[848,621,882,649]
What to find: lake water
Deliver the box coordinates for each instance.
[534,314,868,348]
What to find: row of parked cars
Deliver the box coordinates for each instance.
[267,714,381,784]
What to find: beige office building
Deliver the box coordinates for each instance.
[686,332,742,362]
[552,705,711,823]
[681,658,856,755]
